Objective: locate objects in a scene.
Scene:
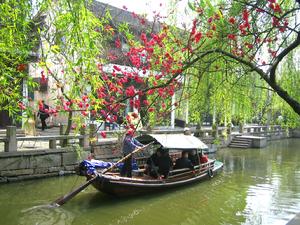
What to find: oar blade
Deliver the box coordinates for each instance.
[52,176,97,207]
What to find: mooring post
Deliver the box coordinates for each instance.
[89,124,97,145]
[49,139,57,149]
[79,126,89,148]
[5,126,17,152]
[59,124,67,147]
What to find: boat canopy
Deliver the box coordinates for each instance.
[136,134,208,151]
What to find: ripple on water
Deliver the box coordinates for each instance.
[242,173,300,225]
[19,204,75,225]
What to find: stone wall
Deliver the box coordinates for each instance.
[290,129,300,138]
[92,138,121,160]
[0,137,122,183]
[0,148,89,183]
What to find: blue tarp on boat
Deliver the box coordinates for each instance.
[80,159,139,175]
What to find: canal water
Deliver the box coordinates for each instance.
[0,138,299,225]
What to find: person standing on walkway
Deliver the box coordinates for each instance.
[38,100,50,131]
[120,129,144,177]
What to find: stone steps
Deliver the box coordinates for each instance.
[228,136,252,148]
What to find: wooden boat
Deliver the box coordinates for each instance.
[79,134,223,197]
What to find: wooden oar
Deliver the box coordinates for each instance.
[52,142,153,207]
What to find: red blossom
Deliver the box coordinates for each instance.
[242,9,249,23]
[214,13,220,20]
[140,33,147,43]
[158,88,164,97]
[148,107,155,112]
[168,88,175,96]
[97,63,103,71]
[82,95,88,102]
[81,111,88,116]
[113,65,121,72]
[273,4,282,13]
[115,38,121,48]
[17,64,26,72]
[190,19,197,36]
[41,71,47,83]
[227,34,236,41]
[245,42,253,49]
[211,24,216,31]
[63,105,70,111]
[143,100,149,106]
[269,3,275,10]
[132,112,138,119]
[196,7,203,14]
[228,17,235,24]
[134,76,144,84]
[18,102,26,110]
[272,17,280,27]
[127,128,135,136]
[100,131,107,138]
[125,85,136,97]
[147,89,155,95]
[279,27,286,32]
[126,115,132,123]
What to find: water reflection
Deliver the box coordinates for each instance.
[217,138,300,225]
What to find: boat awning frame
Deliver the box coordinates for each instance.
[136,134,208,151]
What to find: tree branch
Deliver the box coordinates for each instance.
[269,32,300,83]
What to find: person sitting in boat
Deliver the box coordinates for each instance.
[145,146,172,179]
[199,151,208,164]
[144,148,161,178]
[120,129,144,177]
[188,150,200,166]
[156,147,173,179]
[174,151,194,170]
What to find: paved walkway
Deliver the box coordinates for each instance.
[0,126,120,152]
[287,213,300,225]
[0,127,63,152]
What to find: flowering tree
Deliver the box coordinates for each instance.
[1,0,186,134]
[1,0,300,134]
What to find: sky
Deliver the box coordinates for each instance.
[98,0,168,15]
[97,0,193,27]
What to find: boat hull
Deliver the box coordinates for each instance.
[89,160,223,197]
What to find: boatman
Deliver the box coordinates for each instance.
[174,151,194,170]
[120,129,144,177]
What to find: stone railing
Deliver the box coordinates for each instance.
[0,126,90,152]
[241,125,288,138]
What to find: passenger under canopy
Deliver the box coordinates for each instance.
[136,134,208,151]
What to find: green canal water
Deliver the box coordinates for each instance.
[0,138,300,225]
